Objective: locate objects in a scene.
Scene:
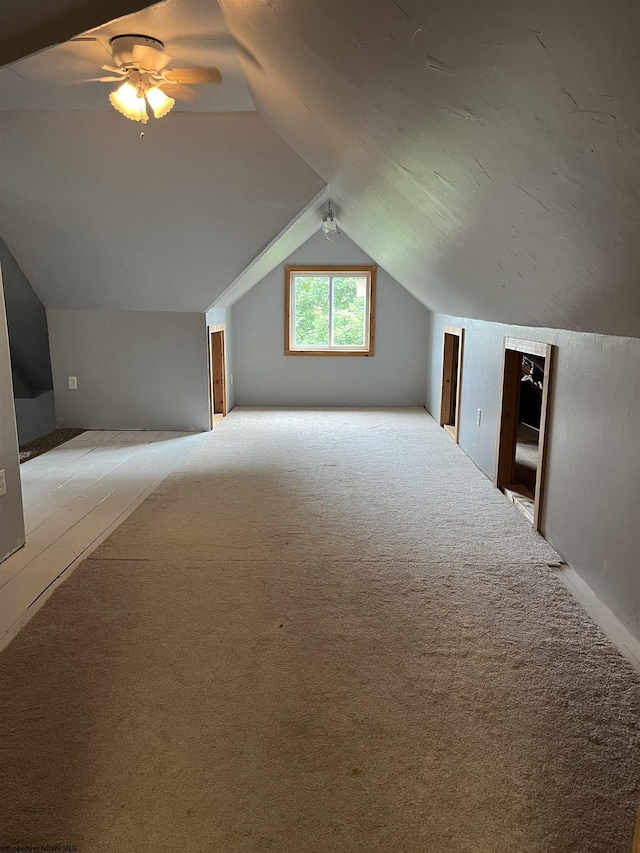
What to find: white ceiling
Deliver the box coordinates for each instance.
[219,0,640,337]
[0,0,255,114]
[0,0,326,313]
[1,0,638,335]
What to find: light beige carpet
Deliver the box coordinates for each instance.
[1,408,638,852]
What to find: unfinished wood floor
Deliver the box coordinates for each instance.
[0,429,207,651]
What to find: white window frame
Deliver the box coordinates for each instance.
[284,265,376,357]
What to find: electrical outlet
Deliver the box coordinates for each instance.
[477,409,482,426]
[0,469,6,497]
[68,376,78,390]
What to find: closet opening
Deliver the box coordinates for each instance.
[495,338,553,531]
[208,327,227,426]
[439,326,464,443]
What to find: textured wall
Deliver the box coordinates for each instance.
[0,268,25,562]
[48,310,210,431]
[426,313,640,638]
[232,230,429,407]
[221,0,640,336]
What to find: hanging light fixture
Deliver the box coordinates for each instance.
[95,35,221,129]
[104,40,176,125]
[322,201,341,241]
[145,86,175,119]
[109,78,175,124]
[109,81,149,123]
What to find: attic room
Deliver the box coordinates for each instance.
[0,0,639,849]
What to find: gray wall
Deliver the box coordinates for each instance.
[14,391,56,445]
[1,111,324,314]
[206,306,235,412]
[0,267,25,562]
[232,231,429,406]
[1,236,55,444]
[48,310,210,431]
[0,236,52,395]
[426,313,640,639]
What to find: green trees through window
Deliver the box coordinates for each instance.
[287,268,374,355]
[294,276,330,347]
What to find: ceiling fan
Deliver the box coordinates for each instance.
[88,34,222,123]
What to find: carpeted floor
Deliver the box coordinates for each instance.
[19,427,86,463]
[1,408,638,852]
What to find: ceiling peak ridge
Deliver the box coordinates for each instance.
[207,185,330,310]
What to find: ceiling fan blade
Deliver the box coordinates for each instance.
[130,44,172,72]
[164,67,221,85]
[75,75,125,83]
[158,82,201,103]
[69,36,113,57]
[170,35,262,71]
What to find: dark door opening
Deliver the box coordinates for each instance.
[495,338,553,531]
[209,329,227,426]
[514,354,544,493]
[439,326,464,443]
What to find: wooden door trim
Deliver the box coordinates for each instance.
[439,326,464,444]
[504,337,548,358]
[494,347,523,489]
[207,325,227,428]
[495,337,553,533]
[533,344,553,530]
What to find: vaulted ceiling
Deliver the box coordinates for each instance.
[219,0,640,336]
[0,0,325,312]
[1,0,639,335]
[0,110,324,311]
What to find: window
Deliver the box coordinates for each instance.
[285,265,376,356]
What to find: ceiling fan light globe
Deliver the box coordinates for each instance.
[109,81,148,123]
[146,87,175,119]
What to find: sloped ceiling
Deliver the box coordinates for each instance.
[210,186,329,309]
[0,110,324,311]
[0,0,256,114]
[0,0,153,66]
[219,0,640,337]
[0,0,325,312]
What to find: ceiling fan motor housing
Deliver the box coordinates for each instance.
[109,35,167,73]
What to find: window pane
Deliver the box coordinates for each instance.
[332,276,366,347]
[294,276,330,347]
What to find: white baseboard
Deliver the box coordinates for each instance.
[551,563,640,676]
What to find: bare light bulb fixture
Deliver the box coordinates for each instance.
[322,201,341,241]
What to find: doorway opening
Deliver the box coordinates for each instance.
[495,338,553,531]
[208,327,227,428]
[439,326,464,443]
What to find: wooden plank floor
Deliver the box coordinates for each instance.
[0,429,208,651]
